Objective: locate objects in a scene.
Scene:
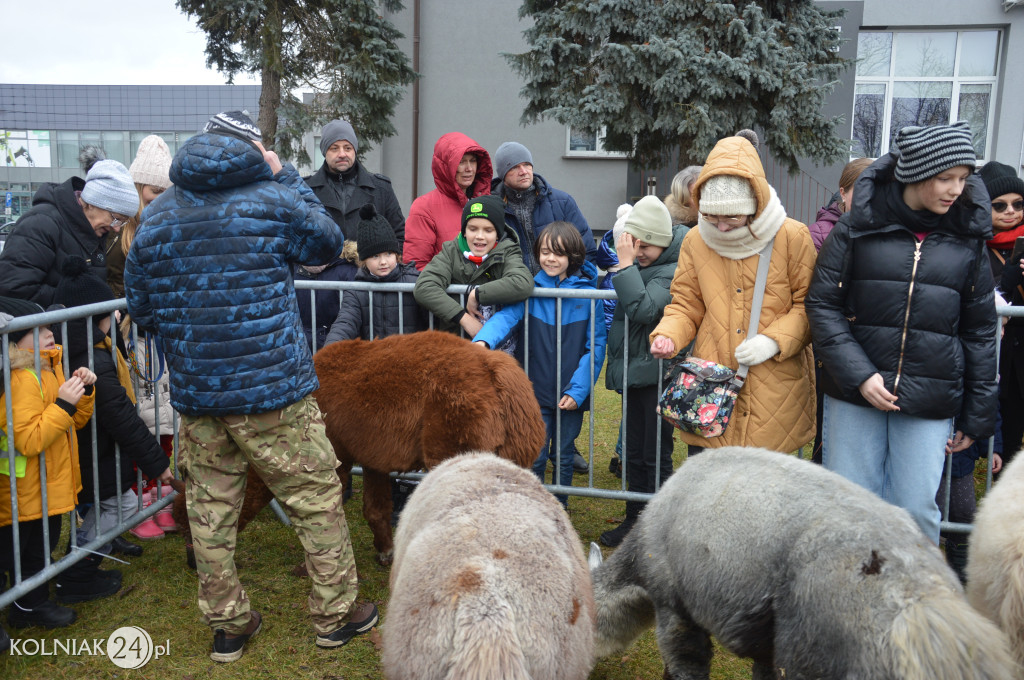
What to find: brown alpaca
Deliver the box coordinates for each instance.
[173,331,546,567]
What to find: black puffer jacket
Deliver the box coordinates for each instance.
[0,178,108,306]
[62,318,168,503]
[806,153,998,439]
[324,263,426,344]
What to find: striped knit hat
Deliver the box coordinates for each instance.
[893,121,976,184]
[203,110,262,143]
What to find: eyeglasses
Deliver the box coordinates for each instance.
[992,200,1024,213]
[702,214,749,227]
[108,212,130,229]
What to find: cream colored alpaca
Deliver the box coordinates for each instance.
[967,448,1024,666]
[383,452,595,680]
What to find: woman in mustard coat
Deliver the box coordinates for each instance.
[650,135,817,454]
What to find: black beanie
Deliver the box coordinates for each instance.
[356,204,400,261]
[0,296,45,344]
[461,195,506,239]
[54,257,115,311]
[979,161,1024,202]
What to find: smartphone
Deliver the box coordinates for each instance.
[1011,236,1024,264]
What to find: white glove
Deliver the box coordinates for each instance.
[734,334,779,367]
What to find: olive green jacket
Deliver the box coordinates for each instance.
[413,233,534,332]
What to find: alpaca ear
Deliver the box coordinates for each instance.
[589,542,604,570]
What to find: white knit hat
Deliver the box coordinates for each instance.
[699,175,757,216]
[612,203,632,245]
[129,135,172,189]
[623,196,672,248]
[81,160,140,217]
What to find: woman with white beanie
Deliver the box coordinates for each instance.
[0,159,138,306]
[107,135,173,297]
[650,134,818,455]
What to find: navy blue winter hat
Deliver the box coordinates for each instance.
[893,121,976,184]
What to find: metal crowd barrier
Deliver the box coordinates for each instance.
[1,285,1016,607]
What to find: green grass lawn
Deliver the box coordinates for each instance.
[13,372,999,679]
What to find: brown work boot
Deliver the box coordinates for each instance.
[315,601,379,648]
[210,611,262,663]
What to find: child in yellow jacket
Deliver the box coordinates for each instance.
[1,296,96,631]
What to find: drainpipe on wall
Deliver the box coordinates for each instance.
[412,0,421,200]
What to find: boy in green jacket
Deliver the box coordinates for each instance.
[413,195,533,337]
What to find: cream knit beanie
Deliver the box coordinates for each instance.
[623,196,672,248]
[699,175,757,216]
[129,135,172,189]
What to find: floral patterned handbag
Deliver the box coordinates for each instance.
[658,358,744,437]
[657,238,774,438]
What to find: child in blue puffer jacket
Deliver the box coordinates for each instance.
[474,222,606,508]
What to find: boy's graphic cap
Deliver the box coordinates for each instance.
[461,195,507,239]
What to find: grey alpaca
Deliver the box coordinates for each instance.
[383,452,595,680]
[589,446,1019,680]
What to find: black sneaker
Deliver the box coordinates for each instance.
[55,564,122,604]
[0,624,10,653]
[315,602,378,648]
[7,600,77,629]
[211,611,262,663]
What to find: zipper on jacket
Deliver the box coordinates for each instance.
[892,241,922,395]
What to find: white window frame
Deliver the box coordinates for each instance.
[851,29,1000,161]
[564,126,628,158]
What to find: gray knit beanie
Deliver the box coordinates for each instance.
[699,175,758,216]
[320,119,359,156]
[494,142,533,183]
[81,160,140,217]
[893,121,976,184]
[623,196,672,248]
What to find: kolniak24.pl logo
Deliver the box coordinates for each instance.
[9,626,169,668]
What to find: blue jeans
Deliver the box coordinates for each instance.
[822,395,949,543]
[534,408,585,508]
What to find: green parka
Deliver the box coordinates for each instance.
[413,232,534,333]
[605,224,686,391]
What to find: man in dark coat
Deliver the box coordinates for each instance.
[491,141,597,273]
[304,119,405,246]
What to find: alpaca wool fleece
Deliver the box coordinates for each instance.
[590,447,1020,679]
[384,453,595,680]
[967,449,1024,667]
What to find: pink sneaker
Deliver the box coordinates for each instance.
[130,516,165,541]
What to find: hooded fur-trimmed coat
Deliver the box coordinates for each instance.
[652,136,817,453]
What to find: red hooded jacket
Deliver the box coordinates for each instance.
[403,132,492,269]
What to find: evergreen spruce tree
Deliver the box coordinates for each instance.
[508,0,849,172]
[177,0,415,163]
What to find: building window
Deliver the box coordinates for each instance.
[565,127,627,158]
[1,130,52,168]
[852,30,999,160]
[57,131,129,167]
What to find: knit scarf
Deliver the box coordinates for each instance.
[456,233,493,265]
[698,185,786,260]
[988,222,1024,249]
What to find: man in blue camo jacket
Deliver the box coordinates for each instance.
[124,111,378,663]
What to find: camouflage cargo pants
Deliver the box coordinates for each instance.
[178,395,358,635]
